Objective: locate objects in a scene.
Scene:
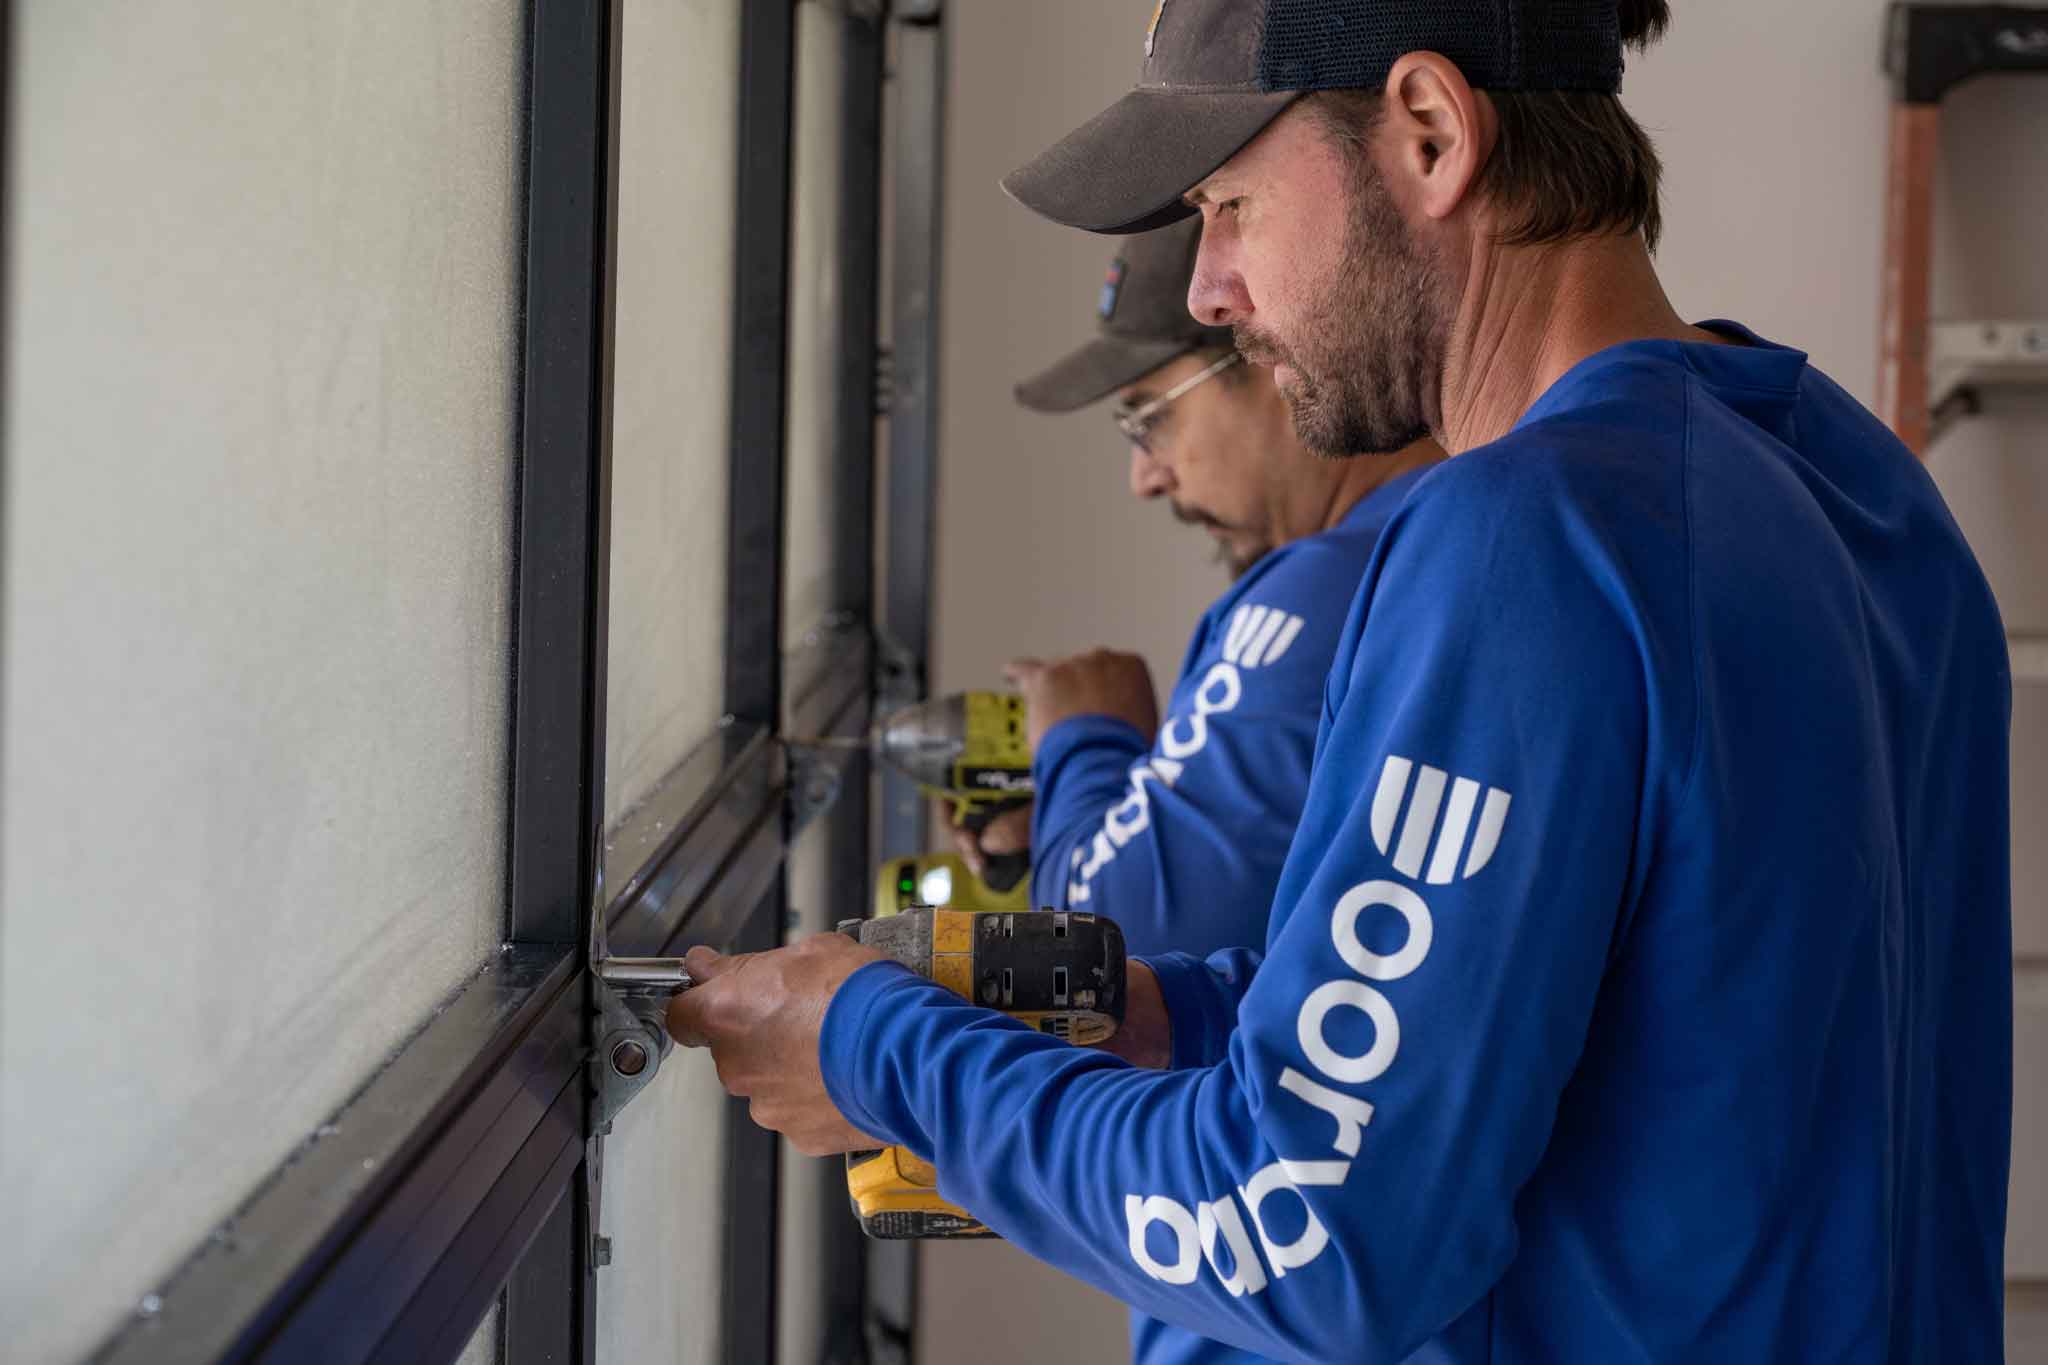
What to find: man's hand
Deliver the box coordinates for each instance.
[1007,649,1159,753]
[1096,960,1171,1070]
[947,801,1032,880]
[666,933,890,1156]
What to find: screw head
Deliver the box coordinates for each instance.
[611,1039,650,1077]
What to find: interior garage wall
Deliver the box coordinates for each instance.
[924,1,1195,1356]
[1927,68,2048,1362]
[928,0,2046,1359]
[593,0,743,1361]
[929,0,1224,710]
[0,4,527,1361]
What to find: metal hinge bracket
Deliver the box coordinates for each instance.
[589,842,695,1125]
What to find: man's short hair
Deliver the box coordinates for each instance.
[1310,2,1673,252]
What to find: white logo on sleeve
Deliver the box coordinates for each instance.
[1119,768,1507,1293]
[1222,605,1306,670]
[1121,878,1433,1295]
[1066,602,1308,904]
[1368,755,1511,884]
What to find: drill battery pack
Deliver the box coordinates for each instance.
[844,1147,987,1240]
[840,905,1126,1239]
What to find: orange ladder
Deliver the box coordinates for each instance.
[1879,3,2048,457]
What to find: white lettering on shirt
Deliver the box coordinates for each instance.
[1121,751,1500,1296]
[1066,607,1303,904]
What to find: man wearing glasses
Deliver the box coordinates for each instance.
[967,217,1436,965]
[670,0,2010,1358]
[968,220,1435,1362]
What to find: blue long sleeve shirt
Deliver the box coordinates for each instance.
[1031,470,1426,1365]
[823,326,2012,1363]
[1031,469,1429,962]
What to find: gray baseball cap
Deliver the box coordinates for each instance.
[1014,216,1233,413]
[1003,0,1626,235]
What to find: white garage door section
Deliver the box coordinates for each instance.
[0,4,527,1361]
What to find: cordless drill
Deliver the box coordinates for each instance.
[874,850,1031,918]
[841,896,1126,1240]
[803,692,1035,891]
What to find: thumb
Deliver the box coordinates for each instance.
[665,949,741,1047]
[665,988,707,1047]
[684,945,738,984]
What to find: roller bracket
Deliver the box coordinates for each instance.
[590,961,690,1127]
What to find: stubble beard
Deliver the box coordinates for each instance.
[1236,153,1449,458]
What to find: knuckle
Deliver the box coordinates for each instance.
[702,982,749,1034]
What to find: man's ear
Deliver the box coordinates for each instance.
[1379,53,1492,223]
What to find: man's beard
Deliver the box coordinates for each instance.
[1235,153,1448,458]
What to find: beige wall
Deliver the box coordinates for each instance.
[930,0,1224,707]
[923,1,1178,1353]
[926,0,2046,1359]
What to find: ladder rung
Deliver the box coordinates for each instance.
[1930,319,2048,421]
[1888,4,2048,104]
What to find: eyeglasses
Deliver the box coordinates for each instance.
[1113,351,1243,453]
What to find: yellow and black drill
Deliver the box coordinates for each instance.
[804,692,1035,891]
[842,873,1125,1239]
[872,849,1031,918]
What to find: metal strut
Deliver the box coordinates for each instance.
[588,863,694,1127]
[1878,4,2048,456]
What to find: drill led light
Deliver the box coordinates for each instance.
[919,866,954,907]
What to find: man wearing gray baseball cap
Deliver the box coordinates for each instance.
[671,5,2013,1361]
[999,220,1444,1365]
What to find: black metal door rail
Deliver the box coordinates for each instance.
[82,0,936,1361]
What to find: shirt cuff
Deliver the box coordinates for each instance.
[819,959,934,1144]
[1142,951,1241,1071]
